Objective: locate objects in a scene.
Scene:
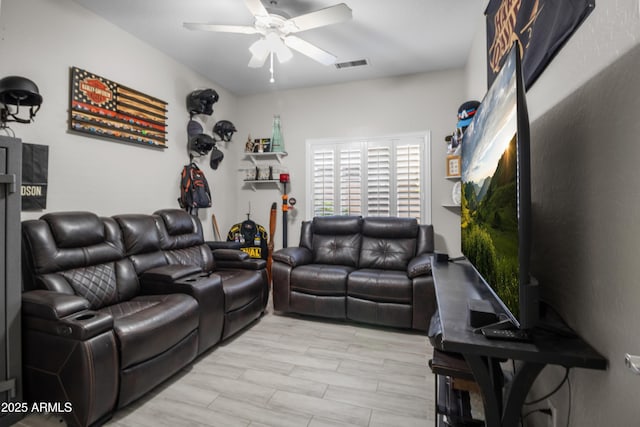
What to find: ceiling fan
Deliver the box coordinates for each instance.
[184,0,352,75]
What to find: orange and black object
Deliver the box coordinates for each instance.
[267,202,277,286]
[279,173,290,248]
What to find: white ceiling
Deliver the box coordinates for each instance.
[71,0,485,96]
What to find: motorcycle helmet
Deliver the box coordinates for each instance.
[0,76,43,124]
[189,133,215,155]
[186,88,219,116]
[213,120,236,142]
[456,100,481,129]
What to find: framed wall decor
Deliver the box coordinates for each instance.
[446,155,461,177]
[252,138,271,153]
[69,67,168,149]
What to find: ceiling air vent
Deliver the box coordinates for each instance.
[335,59,369,70]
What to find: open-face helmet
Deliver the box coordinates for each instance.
[0,76,43,124]
[213,120,236,142]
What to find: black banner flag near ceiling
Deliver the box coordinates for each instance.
[486,0,595,90]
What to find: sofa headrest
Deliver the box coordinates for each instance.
[154,209,196,236]
[114,214,161,255]
[41,211,105,249]
[312,216,362,235]
[22,214,125,279]
[362,217,418,239]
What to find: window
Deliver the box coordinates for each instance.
[306,133,431,223]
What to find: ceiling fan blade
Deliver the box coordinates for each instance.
[183,23,259,34]
[244,0,269,18]
[284,36,337,65]
[288,3,352,33]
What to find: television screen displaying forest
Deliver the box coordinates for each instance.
[461,50,520,319]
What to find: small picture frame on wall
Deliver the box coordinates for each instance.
[446,155,461,177]
[252,138,272,153]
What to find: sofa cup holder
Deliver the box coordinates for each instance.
[180,273,214,284]
[72,312,98,322]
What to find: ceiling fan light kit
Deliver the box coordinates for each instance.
[184,0,352,82]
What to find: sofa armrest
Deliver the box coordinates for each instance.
[139,268,223,297]
[407,253,433,278]
[141,264,203,283]
[22,290,114,340]
[23,290,90,320]
[212,248,250,262]
[273,247,313,267]
[213,249,267,270]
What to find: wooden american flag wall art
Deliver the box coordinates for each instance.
[69,67,168,149]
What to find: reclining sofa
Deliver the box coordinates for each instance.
[272,216,435,331]
[20,209,267,427]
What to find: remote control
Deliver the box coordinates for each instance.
[481,328,532,342]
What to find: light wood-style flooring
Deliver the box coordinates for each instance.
[17,304,436,427]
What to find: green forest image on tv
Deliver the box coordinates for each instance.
[461,45,520,318]
[462,133,518,318]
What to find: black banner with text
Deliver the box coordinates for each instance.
[486,0,594,89]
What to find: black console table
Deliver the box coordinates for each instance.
[431,258,607,427]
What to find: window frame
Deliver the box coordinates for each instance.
[305,132,431,224]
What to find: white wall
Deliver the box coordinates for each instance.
[0,0,238,239]
[465,1,640,426]
[234,71,466,252]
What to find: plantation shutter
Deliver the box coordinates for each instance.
[307,133,430,223]
[339,147,362,215]
[366,145,391,216]
[312,149,334,216]
[396,143,422,219]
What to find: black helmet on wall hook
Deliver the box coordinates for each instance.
[189,133,216,155]
[0,76,43,125]
[186,88,219,116]
[213,120,236,142]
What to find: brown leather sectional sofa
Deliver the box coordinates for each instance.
[20,209,268,427]
[272,216,435,331]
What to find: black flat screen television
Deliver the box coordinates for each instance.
[461,42,538,330]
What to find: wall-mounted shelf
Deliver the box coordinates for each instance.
[243,151,288,166]
[242,180,281,191]
[445,175,461,180]
[442,204,461,210]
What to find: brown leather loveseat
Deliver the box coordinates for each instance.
[272,216,435,331]
[21,209,267,427]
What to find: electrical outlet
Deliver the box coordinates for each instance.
[547,400,557,427]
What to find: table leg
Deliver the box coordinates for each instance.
[464,354,503,427]
[502,362,545,426]
[465,354,546,427]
